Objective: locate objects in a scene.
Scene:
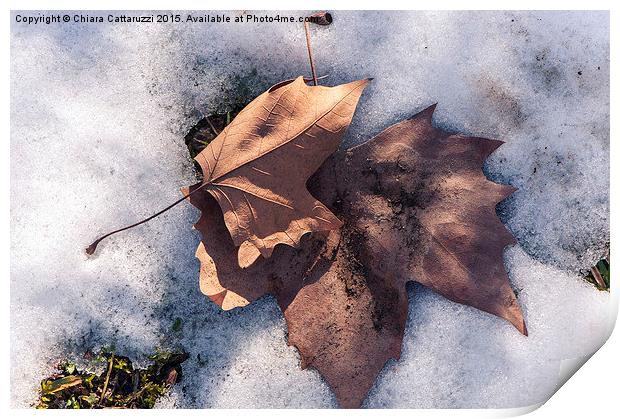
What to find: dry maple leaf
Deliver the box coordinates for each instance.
[193,76,370,268]
[85,76,369,260]
[183,105,526,408]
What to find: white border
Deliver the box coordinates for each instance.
[3,1,617,418]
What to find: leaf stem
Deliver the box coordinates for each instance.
[85,182,209,255]
[205,116,220,136]
[99,353,115,406]
[303,21,318,86]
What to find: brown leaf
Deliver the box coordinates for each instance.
[185,105,525,408]
[191,76,369,268]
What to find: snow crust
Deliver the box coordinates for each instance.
[11,10,610,408]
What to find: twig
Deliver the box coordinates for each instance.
[303,21,318,86]
[591,265,607,289]
[99,353,115,406]
[205,116,220,136]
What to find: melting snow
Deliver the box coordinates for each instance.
[11,10,610,408]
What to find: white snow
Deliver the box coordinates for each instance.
[11,10,610,408]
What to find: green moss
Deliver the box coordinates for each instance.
[36,350,189,409]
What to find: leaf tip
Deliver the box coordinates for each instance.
[486,138,506,154]
[510,316,528,336]
[410,103,437,123]
[238,241,262,268]
[504,302,528,336]
[501,184,518,199]
[424,103,438,116]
